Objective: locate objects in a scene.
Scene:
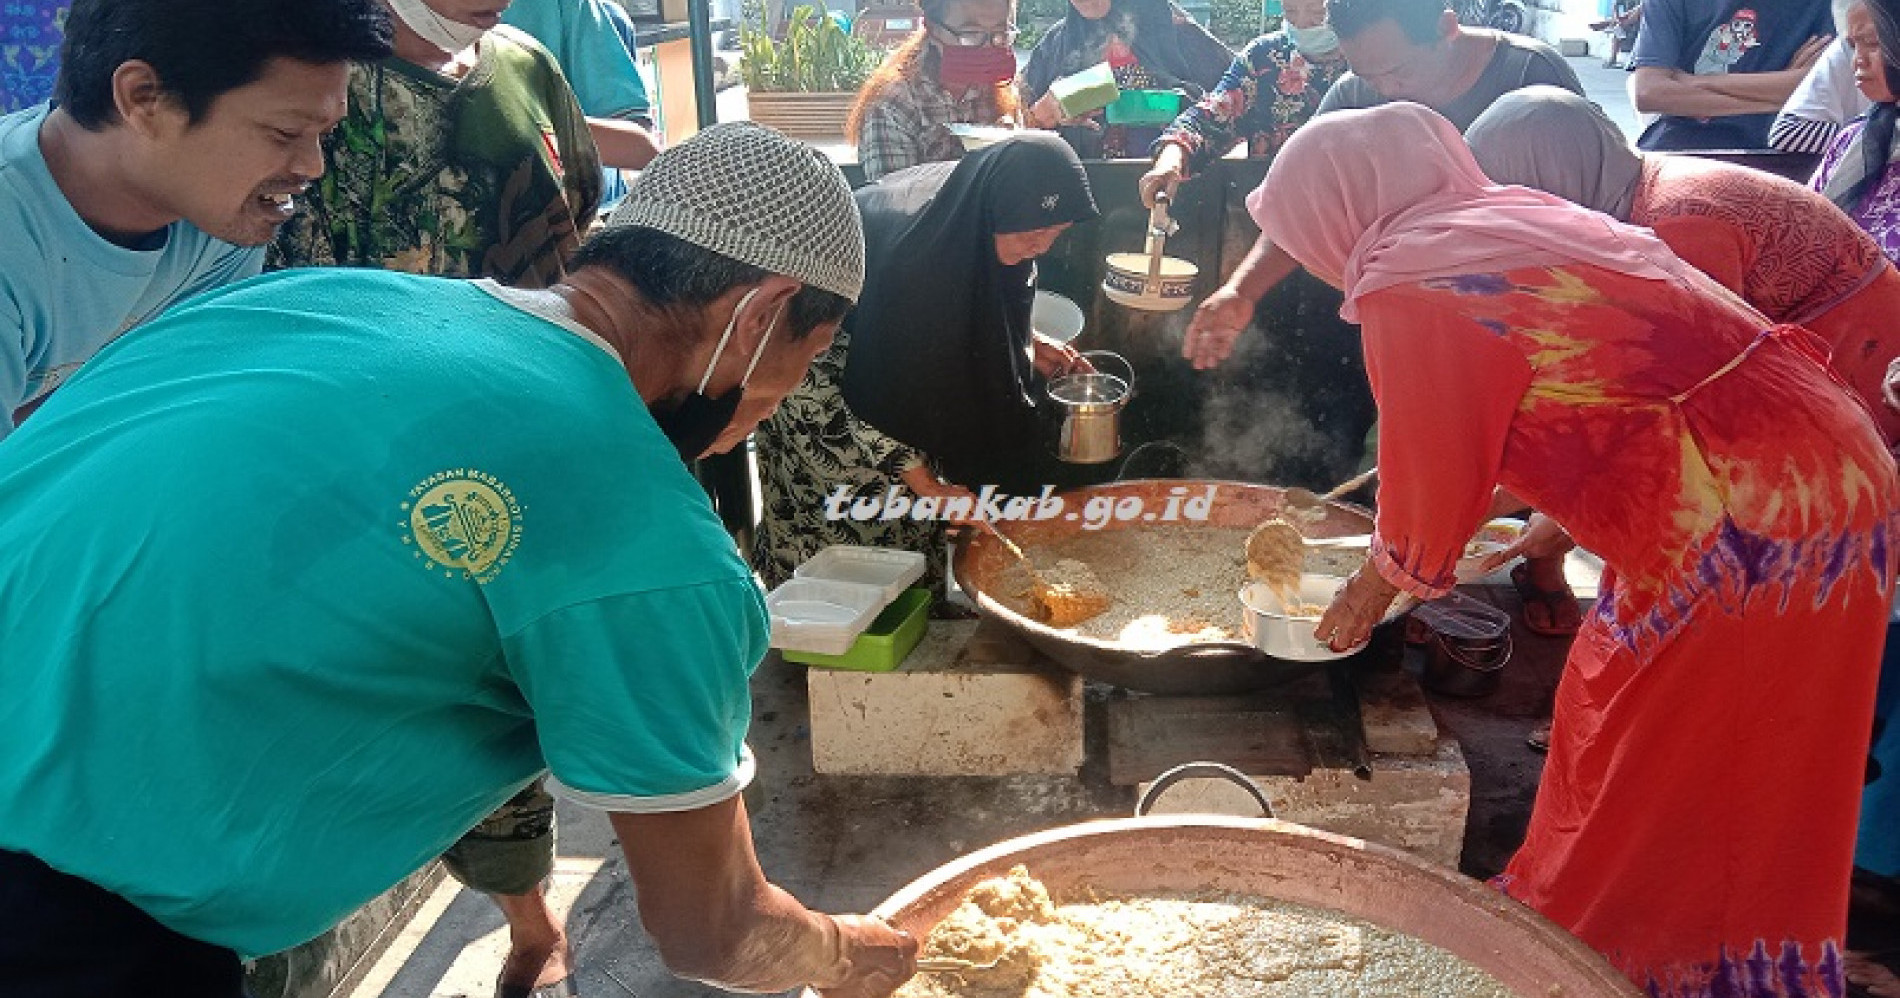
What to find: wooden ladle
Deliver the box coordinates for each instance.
[1282,467,1378,514]
[977,519,1110,627]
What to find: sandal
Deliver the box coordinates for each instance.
[1511,563,1582,637]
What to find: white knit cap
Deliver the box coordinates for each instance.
[606,122,866,302]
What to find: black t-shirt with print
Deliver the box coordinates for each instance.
[1630,0,1835,150]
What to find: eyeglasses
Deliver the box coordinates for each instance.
[929,19,1019,46]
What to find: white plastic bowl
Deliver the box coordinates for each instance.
[1238,575,1353,663]
[1032,290,1086,345]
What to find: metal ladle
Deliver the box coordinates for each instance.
[917,955,1005,973]
[1283,467,1378,513]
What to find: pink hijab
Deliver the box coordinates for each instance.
[1248,102,1687,321]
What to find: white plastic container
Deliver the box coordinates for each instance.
[1032,290,1086,345]
[767,578,887,656]
[793,546,926,607]
[1238,576,1353,663]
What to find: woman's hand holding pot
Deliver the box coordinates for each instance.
[1315,567,1399,652]
[1031,331,1087,378]
[1139,145,1187,208]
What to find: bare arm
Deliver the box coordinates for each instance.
[1181,234,1300,370]
[587,116,661,170]
[1630,36,1829,117]
[610,798,917,996]
[1228,236,1300,301]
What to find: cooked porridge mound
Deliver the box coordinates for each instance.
[897,866,1518,998]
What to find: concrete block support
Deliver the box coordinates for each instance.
[806,619,1086,776]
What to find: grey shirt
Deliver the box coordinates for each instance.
[1315,30,1583,130]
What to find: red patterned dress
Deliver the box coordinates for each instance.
[1631,155,1900,446]
[1357,263,1898,996]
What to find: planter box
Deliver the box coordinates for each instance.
[746,90,857,138]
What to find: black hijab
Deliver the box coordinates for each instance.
[841,133,1099,491]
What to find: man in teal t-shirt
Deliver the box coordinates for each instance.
[0,0,392,436]
[0,123,918,998]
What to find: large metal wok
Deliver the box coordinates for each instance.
[826,815,1640,998]
[951,480,1390,695]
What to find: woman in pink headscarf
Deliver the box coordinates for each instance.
[1260,102,1897,995]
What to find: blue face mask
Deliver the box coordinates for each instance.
[1286,22,1341,56]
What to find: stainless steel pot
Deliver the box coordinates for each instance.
[1045,350,1133,465]
[1101,191,1198,312]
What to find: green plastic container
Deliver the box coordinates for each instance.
[1105,89,1184,126]
[782,587,931,672]
[1049,62,1122,119]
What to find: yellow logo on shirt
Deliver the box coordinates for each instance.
[401,469,522,584]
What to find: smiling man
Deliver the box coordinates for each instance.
[0,0,393,437]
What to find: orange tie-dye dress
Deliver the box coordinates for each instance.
[1354,263,1897,997]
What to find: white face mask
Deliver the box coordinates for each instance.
[1286,22,1341,56]
[387,0,491,54]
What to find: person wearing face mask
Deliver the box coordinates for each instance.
[1138,0,1347,206]
[0,0,391,438]
[1019,0,1233,159]
[270,0,601,289]
[0,122,923,998]
[753,134,1099,599]
[848,0,1022,182]
[269,4,606,993]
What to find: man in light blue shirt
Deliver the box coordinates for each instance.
[503,0,662,209]
[0,0,393,435]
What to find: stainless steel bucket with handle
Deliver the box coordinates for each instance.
[1045,350,1134,465]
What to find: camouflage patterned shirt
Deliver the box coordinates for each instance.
[271,26,601,288]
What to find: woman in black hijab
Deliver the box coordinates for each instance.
[752,133,1099,599]
[1019,0,1234,159]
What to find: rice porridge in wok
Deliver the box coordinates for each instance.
[993,525,1368,648]
[896,865,1517,998]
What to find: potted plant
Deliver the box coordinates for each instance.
[742,5,882,137]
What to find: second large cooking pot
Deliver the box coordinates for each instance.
[805,815,1640,998]
[951,480,1396,695]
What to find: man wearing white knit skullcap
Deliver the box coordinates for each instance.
[0,120,920,998]
[448,120,913,994]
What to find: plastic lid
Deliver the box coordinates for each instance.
[1411,589,1511,641]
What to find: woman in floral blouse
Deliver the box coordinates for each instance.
[1139,0,1345,204]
